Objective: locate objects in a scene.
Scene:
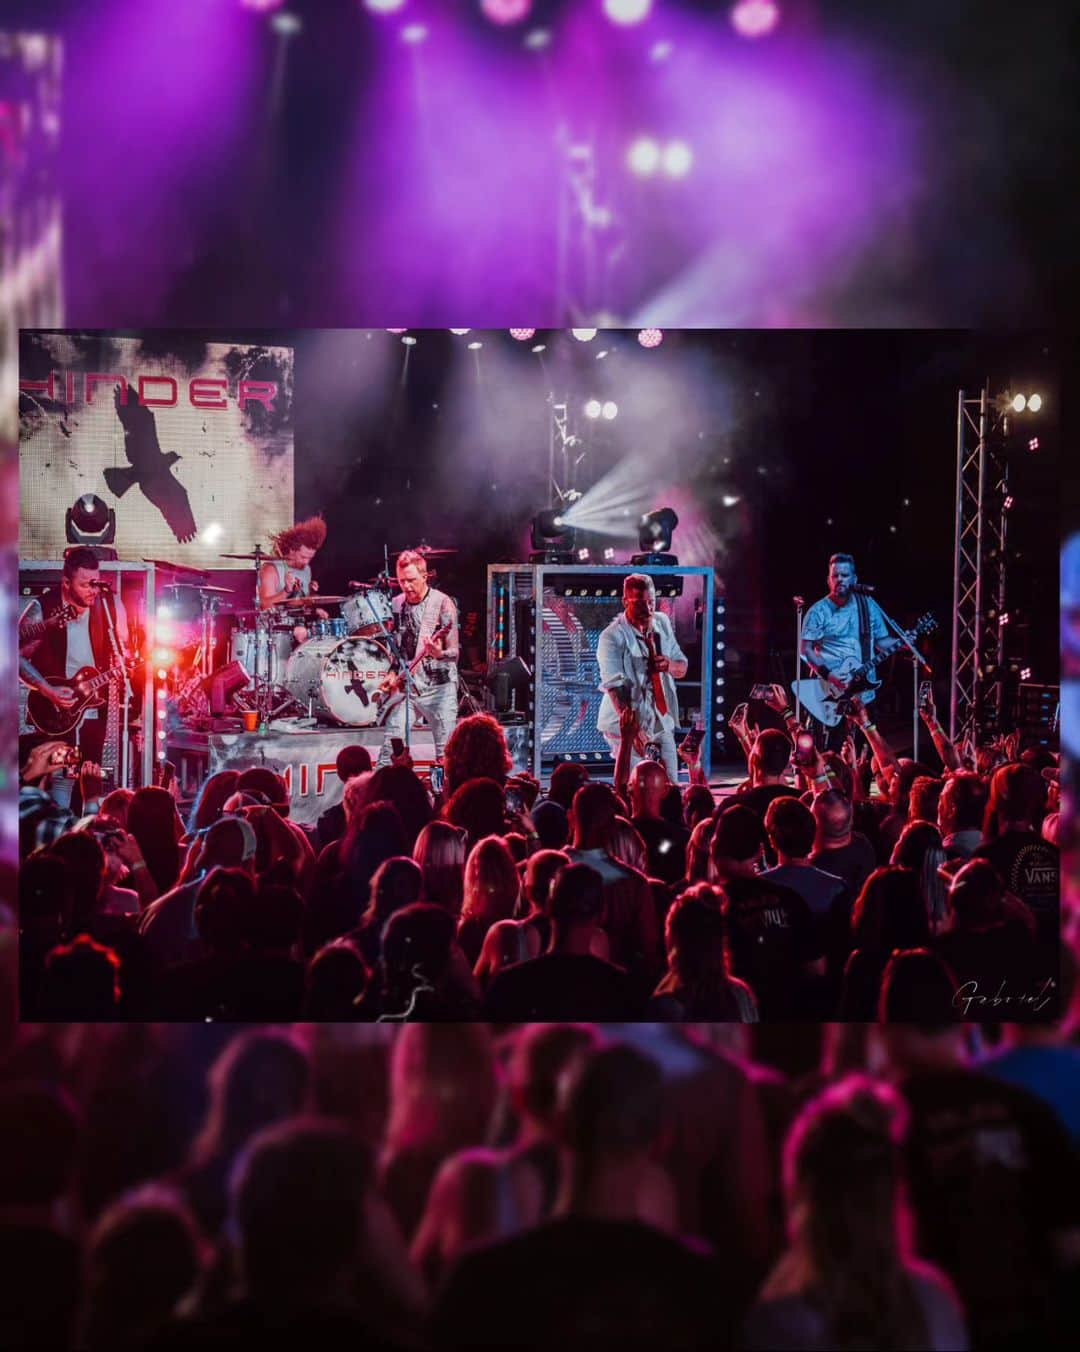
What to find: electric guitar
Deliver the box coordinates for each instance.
[18,602,77,646]
[375,622,453,707]
[26,661,128,736]
[792,612,938,728]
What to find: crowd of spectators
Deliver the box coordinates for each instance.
[14,689,1067,1021]
[0,1017,1077,1351]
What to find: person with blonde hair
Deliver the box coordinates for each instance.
[413,820,467,917]
[745,1075,966,1350]
[458,835,520,968]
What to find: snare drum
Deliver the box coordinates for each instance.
[283,635,394,726]
[310,617,350,641]
[229,623,294,685]
[343,589,394,637]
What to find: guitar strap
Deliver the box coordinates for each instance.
[855,592,872,667]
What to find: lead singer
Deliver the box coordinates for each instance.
[377,549,460,766]
[596,573,688,783]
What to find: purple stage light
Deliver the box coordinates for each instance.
[509,328,536,340]
[603,0,653,26]
[401,23,429,44]
[627,137,661,177]
[662,140,693,178]
[241,0,286,11]
[363,0,408,14]
[637,328,663,348]
[481,0,532,25]
[731,0,781,40]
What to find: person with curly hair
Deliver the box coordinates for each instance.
[442,712,513,795]
[259,513,329,643]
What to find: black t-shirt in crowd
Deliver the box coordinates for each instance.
[732,784,803,819]
[934,923,1047,1019]
[810,832,878,899]
[719,876,820,1019]
[631,814,691,884]
[481,952,637,1021]
[973,831,1060,946]
[433,1216,735,1352]
[898,1066,1080,1351]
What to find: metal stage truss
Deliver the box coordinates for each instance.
[950,385,1011,743]
[487,564,721,781]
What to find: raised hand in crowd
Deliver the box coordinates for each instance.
[20,740,76,785]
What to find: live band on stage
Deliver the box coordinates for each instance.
[20,511,939,811]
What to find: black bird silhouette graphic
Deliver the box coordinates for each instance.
[103,384,197,543]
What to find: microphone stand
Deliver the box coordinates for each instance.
[100,588,133,787]
[874,596,932,762]
[792,595,805,723]
[354,586,418,757]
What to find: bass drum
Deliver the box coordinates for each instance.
[283,635,394,727]
[229,623,294,685]
[342,588,394,637]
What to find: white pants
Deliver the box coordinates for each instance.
[602,728,679,785]
[378,681,458,764]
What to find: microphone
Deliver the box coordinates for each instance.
[850,583,876,594]
[95,581,113,593]
[348,580,376,590]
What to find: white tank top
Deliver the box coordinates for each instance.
[270,558,312,597]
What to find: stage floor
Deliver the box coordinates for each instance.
[167,718,748,825]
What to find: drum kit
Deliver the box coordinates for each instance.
[158,543,460,728]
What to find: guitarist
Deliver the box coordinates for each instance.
[596,573,689,783]
[19,546,131,776]
[800,553,902,748]
[376,549,460,766]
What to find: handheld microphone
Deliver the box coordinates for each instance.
[850,583,876,594]
[95,581,113,592]
[348,580,374,590]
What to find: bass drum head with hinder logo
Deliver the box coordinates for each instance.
[283,635,393,726]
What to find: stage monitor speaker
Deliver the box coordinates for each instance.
[202,661,250,716]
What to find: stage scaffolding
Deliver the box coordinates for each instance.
[949,385,1011,743]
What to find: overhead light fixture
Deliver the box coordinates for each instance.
[530,508,576,563]
[631,506,679,565]
[571,328,598,342]
[601,401,618,420]
[66,493,117,550]
[509,329,536,340]
[637,328,663,348]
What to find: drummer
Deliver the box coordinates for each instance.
[259,514,330,643]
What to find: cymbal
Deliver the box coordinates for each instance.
[390,545,457,558]
[276,594,348,608]
[220,549,269,560]
[143,558,209,576]
[197,585,234,594]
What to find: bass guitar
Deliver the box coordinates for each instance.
[26,661,127,736]
[18,602,77,646]
[792,612,938,728]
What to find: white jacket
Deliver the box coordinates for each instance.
[596,610,687,738]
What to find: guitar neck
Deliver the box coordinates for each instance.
[82,664,123,695]
[19,614,70,642]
